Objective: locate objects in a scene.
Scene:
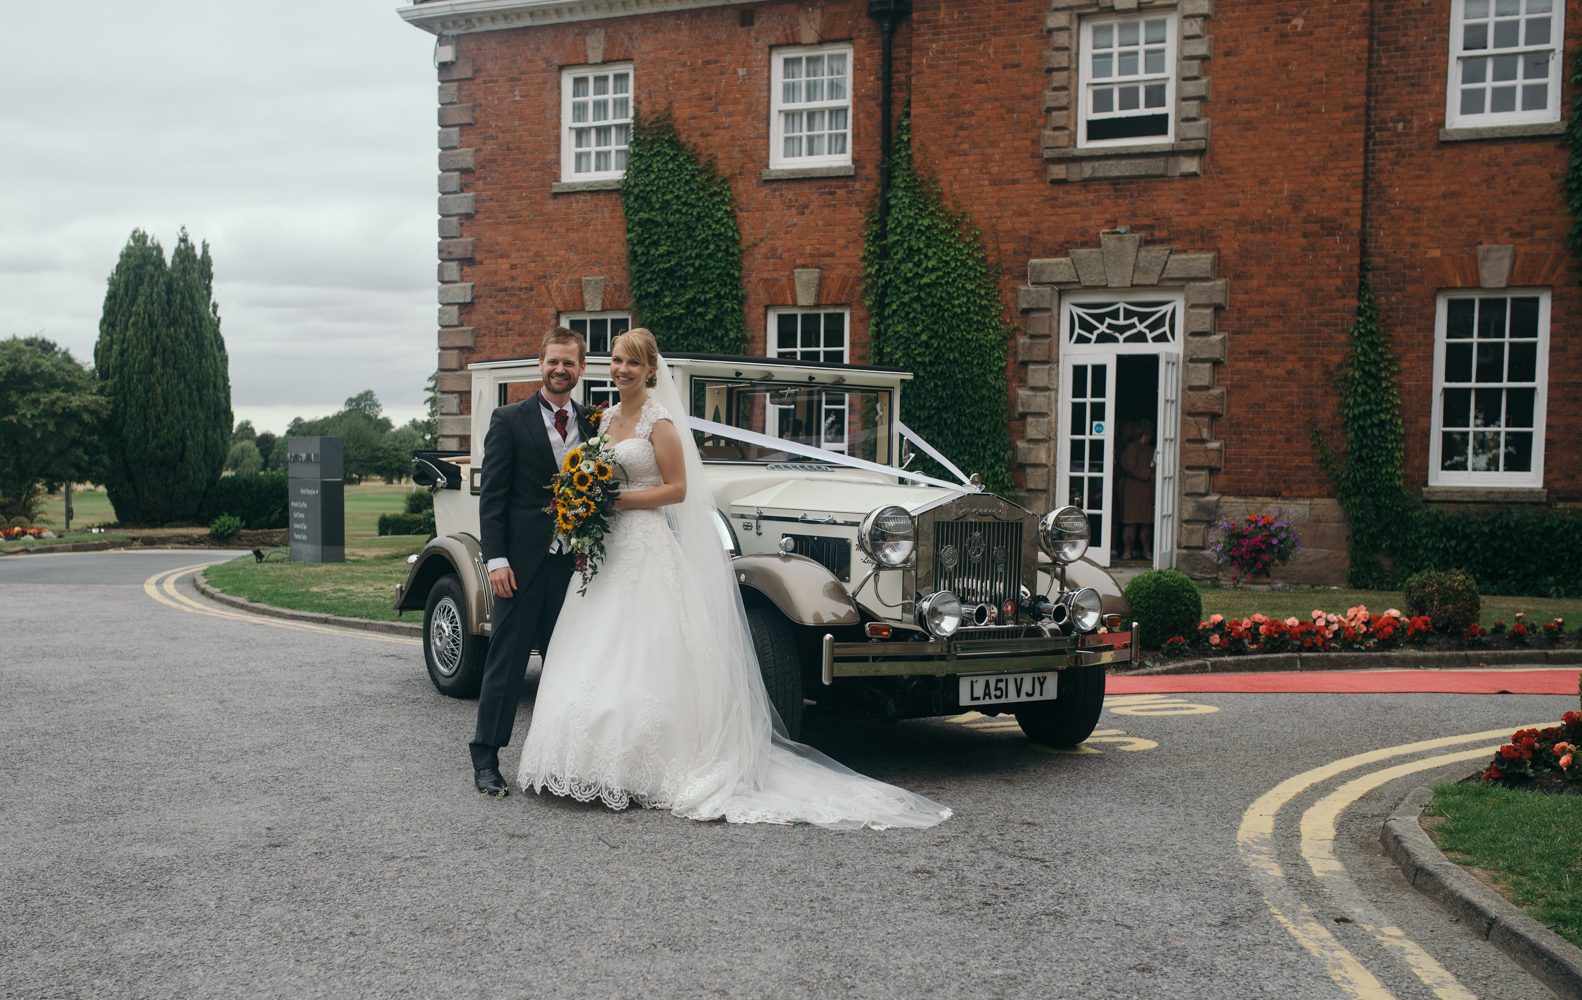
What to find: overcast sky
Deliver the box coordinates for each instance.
[1,2,440,433]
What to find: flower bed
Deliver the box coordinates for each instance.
[1483,712,1582,789]
[1161,605,1576,657]
[1,526,53,541]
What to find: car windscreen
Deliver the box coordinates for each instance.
[691,379,894,465]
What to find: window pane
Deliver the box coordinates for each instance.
[801,313,821,350]
[574,128,591,149]
[1144,83,1166,108]
[1496,0,1520,15]
[1091,365,1107,397]
[1073,365,1088,397]
[806,76,824,103]
[1441,432,1470,470]
[1465,22,1489,49]
[1118,52,1139,76]
[1088,442,1104,473]
[1505,432,1533,471]
[1119,85,1140,111]
[568,318,588,336]
[828,52,848,79]
[1471,431,1502,470]
[1472,387,1504,426]
[1492,54,1519,80]
[575,151,590,173]
[614,73,629,94]
[1093,53,1114,78]
[595,150,611,172]
[1463,57,1489,83]
[1119,21,1139,45]
[1506,387,1536,427]
[1087,477,1105,510]
[572,76,590,98]
[612,317,630,336]
[1526,16,1552,44]
[829,131,847,155]
[1145,18,1167,43]
[807,132,825,156]
[1467,0,1490,15]
[824,313,846,348]
[595,125,611,146]
[614,148,627,170]
[613,123,630,145]
[1509,297,1539,337]
[1069,439,1086,473]
[1474,343,1505,382]
[1445,343,1474,382]
[593,99,609,122]
[1509,338,1539,384]
[572,101,589,124]
[1092,401,1107,426]
[1071,401,1087,429]
[1446,299,1476,338]
[613,97,630,119]
[1528,0,1553,13]
[1477,298,1507,338]
[593,75,610,96]
[1461,87,1486,115]
[1522,82,1549,110]
[1093,88,1115,114]
[1492,18,1521,46]
[1093,24,1113,48]
[1145,49,1165,74]
[1443,387,1472,428]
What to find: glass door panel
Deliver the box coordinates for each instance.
[1154,352,1180,570]
[1059,358,1115,568]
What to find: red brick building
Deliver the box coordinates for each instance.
[401,0,1579,584]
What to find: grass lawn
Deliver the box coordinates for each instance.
[31,485,116,529]
[343,482,424,537]
[1194,584,1582,631]
[202,535,426,622]
[1426,782,1582,947]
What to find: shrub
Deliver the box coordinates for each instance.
[1123,569,1203,650]
[8,516,31,528]
[378,512,428,536]
[1403,568,1481,634]
[405,489,433,515]
[196,471,287,530]
[208,514,242,541]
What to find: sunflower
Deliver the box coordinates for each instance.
[572,469,593,491]
[556,512,576,533]
[594,461,612,481]
[562,447,583,472]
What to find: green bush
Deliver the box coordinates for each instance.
[196,471,287,530]
[208,514,242,541]
[8,516,31,528]
[1123,569,1204,650]
[1403,569,1481,634]
[404,489,433,515]
[378,512,428,537]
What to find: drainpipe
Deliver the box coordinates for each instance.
[866,0,911,334]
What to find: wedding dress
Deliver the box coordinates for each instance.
[517,361,951,830]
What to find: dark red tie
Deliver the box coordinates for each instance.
[554,408,568,441]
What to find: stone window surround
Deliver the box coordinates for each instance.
[1016,232,1228,562]
[1042,0,1213,184]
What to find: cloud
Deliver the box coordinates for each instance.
[0,0,444,422]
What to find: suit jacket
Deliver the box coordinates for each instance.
[478,396,598,583]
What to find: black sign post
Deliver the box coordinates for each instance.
[287,437,345,563]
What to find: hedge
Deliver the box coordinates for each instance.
[197,471,287,530]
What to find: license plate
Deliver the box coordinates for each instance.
[959,671,1057,706]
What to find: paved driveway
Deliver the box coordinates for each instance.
[0,550,1565,999]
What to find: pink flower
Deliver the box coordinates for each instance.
[1210,614,1224,625]
[1557,743,1572,754]
[1252,613,1268,624]
[1209,635,1221,646]
[1385,608,1402,618]
[1563,755,1574,769]
[1312,610,1325,620]
[1285,617,1300,627]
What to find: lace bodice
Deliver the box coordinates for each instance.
[599,399,672,490]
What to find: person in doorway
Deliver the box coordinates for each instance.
[1119,420,1156,562]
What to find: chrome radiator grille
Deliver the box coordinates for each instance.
[932,520,1023,608]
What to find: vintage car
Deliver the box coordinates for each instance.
[395,352,1138,747]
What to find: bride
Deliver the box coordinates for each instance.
[518,328,951,830]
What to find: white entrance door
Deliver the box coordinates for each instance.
[1057,358,1115,568]
[1154,352,1181,570]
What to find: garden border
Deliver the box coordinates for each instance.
[193,573,422,638]
[1114,648,1582,676]
[1382,785,1582,1000]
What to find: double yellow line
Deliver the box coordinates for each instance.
[143,562,421,646]
[1239,725,1552,999]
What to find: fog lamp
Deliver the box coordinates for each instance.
[1061,587,1104,633]
[915,591,963,638]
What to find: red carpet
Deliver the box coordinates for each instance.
[1108,669,1580,695]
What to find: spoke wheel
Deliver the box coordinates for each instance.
[423,574,487,698]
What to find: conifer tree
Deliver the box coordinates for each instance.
[94,229,232,525]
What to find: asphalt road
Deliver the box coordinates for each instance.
[1,549,1569,1000]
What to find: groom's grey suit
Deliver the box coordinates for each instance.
[471,392,596,773]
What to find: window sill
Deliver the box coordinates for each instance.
[1420,485,1549,503]
[1048,139,1207,160]
[552,179,622,194]
[1439,121,1566,142]
[761,165,856,181]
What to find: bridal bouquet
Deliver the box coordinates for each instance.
[547,430,623,595]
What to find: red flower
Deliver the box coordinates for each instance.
[1500,745,1521,760]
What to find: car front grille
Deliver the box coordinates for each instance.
[784,534,851,582]
[932,519,1022,610]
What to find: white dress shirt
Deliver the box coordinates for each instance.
[486,393,583,574]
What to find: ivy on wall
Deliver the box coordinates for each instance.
[861,110,1014,495]
[1313,265,1582,596]
[1563,46,1582,276]
[620,107,747,355]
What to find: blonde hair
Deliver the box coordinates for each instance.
[541,325,587,363]
[612,327,660,388]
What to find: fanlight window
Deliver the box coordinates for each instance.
[1067,301,1178,345]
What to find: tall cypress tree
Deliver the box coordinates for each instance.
[95,229,232,525]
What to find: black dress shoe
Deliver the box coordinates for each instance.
[474,767,510,797]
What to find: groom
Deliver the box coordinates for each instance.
[471,326,595,796]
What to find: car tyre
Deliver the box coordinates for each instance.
[424,573,486,698]
[746,606,804,740]
[1013,663,1105,746]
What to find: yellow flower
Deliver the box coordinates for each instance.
[557,512,576,532]
[562,447,583,472]
[573,470,593,491]
[594,461,612,481]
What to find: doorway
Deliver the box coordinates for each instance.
[1110,355,1159,565]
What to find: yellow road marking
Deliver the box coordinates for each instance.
[1239,725,1550,1000]
[1300,747,1500,1000]
[1108,700,1220,715]
[143,565,421,646]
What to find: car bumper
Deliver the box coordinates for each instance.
[820,628,1139,683]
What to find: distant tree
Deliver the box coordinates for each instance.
[224,440,264,474]
[94,229,232,525]
[254,430,277,462]
[418,372,439,450]
[231,419,256,444]
[286,390,394,485]
[0,337,106,522]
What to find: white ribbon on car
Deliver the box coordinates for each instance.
[895,420,974,487]
[686,416,982,493]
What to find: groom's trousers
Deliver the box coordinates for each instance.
[471,552,576,772]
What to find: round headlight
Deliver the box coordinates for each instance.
[916,591,963,638]
[1039,505,1090,564]
[1062,587,1104,633]
[860,505,916,567]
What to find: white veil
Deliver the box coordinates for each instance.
[648,355,951,830]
